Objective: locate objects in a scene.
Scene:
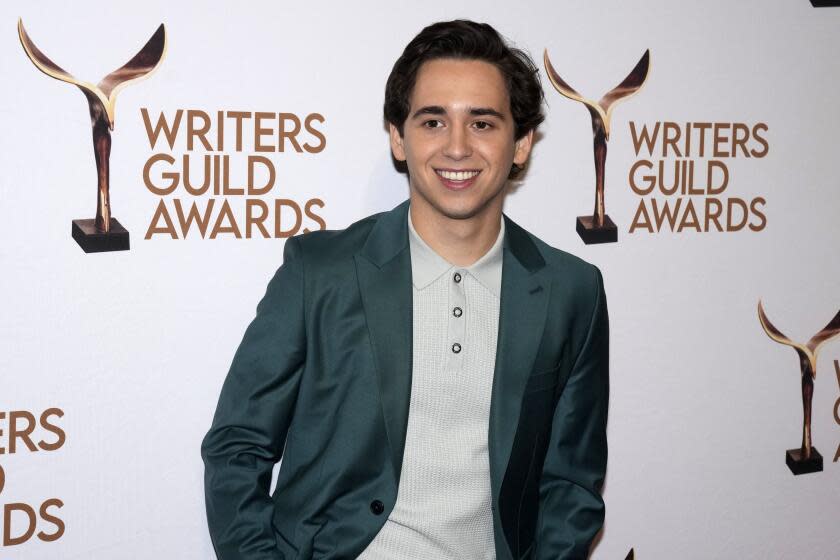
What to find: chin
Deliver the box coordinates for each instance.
[411,178,505,222]
[430,197,493,221]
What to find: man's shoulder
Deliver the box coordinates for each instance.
[512,219,600,276]
[506,218,604,316]
[522,228,606,326]
[289,207,390,266]
[537,236,598,277]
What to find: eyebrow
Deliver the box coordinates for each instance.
[469,107,506,120]
[410,105,506,120]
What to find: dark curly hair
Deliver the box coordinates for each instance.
[384,20,545,144]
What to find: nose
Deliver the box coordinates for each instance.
[442,123,472,160]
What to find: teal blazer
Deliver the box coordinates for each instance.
[201,200,609,560]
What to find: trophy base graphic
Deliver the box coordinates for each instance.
[576,215,618,245]
[785,447,823,475]
[71,218,130,253]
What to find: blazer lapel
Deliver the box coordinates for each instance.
[353,201,550,496]
[354,200,413,482]
[489,214,550,505]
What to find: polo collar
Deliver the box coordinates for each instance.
[407,207,505,298]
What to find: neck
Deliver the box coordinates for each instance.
[408,193,503,267]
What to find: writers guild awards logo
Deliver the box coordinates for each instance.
[757,301,840,475]
[18,19,166,253]
[543,49,650,245]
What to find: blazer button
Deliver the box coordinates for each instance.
[370,500,385,515]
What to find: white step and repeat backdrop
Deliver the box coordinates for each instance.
[1,0,839,558]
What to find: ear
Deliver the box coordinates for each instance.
[389,123,407,162]
[513,129,534,167]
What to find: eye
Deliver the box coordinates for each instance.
[423,119,443,128]
[473,120,493,130]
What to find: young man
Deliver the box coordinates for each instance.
[202,20,609,560]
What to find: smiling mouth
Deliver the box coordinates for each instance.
[436,169,480,181]
[435,169,481,190]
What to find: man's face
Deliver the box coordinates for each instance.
[390,58,533,223]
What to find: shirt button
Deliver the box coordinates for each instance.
[452,342,462,354]
[370,500,384,515]
[453,272,462,283]
[453,307,463,318]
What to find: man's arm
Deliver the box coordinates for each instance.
[534,265,609,560]
[201,236,306,560]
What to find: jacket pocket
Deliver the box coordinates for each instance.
[523,365,561,394]
[271,516,299,557]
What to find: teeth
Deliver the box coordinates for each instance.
[438,170,479,181]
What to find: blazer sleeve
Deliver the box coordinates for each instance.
[201,236,307,560]
[534,265,609,559]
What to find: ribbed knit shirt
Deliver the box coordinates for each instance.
[357,209,504,560]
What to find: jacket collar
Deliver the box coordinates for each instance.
[355,198,551,534]
[359,199,546,275]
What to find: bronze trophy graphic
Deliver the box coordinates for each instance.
[18,19,166,253]
[543,50,650,244]
[757,301,840,474]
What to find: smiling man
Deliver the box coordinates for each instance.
[202,20,609,560]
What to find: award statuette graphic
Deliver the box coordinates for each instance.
[757,301,840,475]
[18,19,167,253]
[543,50,650,244]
